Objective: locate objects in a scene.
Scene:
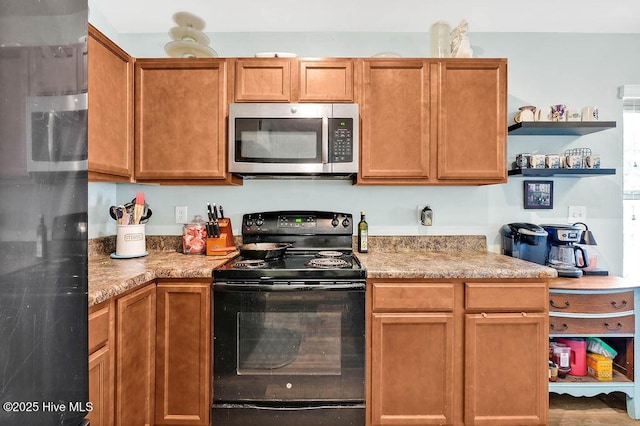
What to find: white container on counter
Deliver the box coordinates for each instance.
[115,224,146,257]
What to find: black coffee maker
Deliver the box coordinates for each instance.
[541,224,589,278]
[500,223,548,265]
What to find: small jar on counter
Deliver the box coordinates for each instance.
[183,215,207,254]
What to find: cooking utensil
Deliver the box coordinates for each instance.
[238,242,291,259]
[109,199,152,225]
[219,205,224,219]
[133,192,145,224]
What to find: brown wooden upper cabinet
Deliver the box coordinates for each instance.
[232,58,354,102]
[436,59,507,183]
[358,59,431,183]
[356,58,507,185]
[134,58,238,184]
[88,25,135,182]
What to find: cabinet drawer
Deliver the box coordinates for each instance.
[549,315,635,335]
[465,282,547,312]
[372,282,454,312]
[88,304,110,354]
[549,291,634,314]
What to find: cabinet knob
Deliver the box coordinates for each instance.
[550,300,570,309]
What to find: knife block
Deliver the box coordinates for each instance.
[206,218,235,256]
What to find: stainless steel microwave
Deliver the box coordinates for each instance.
[229,103,359,177]
[26,93,87,173]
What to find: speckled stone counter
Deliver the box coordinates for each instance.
[357,235,557,279]
[88,250,236,307]
[88,234,557,307]
[358,251,557,279]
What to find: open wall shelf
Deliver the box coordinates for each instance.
[508,168,616,177]
[508,121,617,136]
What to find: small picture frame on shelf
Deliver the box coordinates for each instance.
[524,180,554,209]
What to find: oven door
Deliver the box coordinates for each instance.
[213,281,365,403]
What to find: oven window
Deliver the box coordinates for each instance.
[237,311,341,376]
[235,118,322,163]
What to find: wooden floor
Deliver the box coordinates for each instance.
[549,392,640,425]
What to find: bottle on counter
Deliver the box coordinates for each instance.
[36,214,47,258]
[357,211,368,253]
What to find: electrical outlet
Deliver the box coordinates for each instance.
[567,205,587,223]
[175,205,188,224]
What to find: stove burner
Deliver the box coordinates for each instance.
[306,257,350,269]
[316,251,345,258]
[234,259,268,269]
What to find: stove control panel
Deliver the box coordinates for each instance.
[242,211,353,235]
[278,215,317,228]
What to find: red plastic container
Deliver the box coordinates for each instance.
[556,337,587,376]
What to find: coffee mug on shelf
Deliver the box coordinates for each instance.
[582,106,599,121]
[551,104,567,122]
[585,154,601,168]
[520,109,535,122]
[518,106,536,122]
[564,155,584,169]
[566,108,581,122]
[530,154,546,169]
[535,106,551,122]
[545,154,560,169]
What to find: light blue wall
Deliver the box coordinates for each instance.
[86,9,640,276]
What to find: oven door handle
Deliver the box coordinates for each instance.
[213,282,366,292]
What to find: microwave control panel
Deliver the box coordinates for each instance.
[329,118,353,163]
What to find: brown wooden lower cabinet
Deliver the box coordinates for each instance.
[464,313,548,425]
[371,313,454,425]
[116,283,156,426]
[155,281,211,426]
[88,301,115,426]
[368,278,548,426]
[88,279,211,426]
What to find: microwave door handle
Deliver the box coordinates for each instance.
[47,110,55,161]
[321,116,329,164]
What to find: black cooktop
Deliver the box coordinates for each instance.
[213,211,367,282]
[213,252,366,281]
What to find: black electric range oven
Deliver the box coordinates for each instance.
[212,211,366,426]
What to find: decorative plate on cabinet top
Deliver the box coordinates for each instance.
[165,40,218,58]
[372,52,402,57]
[255,52,297,58]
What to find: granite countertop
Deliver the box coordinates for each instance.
[87,235,557,307]
[358,250,557,279]
[88,250,236,307]
[359,235,557,279]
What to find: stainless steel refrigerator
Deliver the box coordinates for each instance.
[0,1,89,425]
